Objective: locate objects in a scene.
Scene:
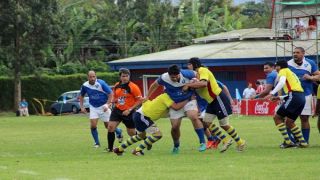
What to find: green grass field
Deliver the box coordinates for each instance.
[1,114,320,180]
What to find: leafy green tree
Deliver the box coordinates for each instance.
[0,0,59,110]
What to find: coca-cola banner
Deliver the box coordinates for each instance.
[233,97,316,116]
[238,99,279,116]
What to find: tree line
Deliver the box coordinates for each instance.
[0,0,271,110]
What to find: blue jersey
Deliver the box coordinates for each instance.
[266,70,277,86]
[20,101,28,108]
[157,69,195,103]
[197,80,224,112]
[288,58,318,96]
[80,79,112,107]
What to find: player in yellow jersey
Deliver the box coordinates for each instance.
[113,93,190,156]
[265,60,308,148]
[184,57,246,152]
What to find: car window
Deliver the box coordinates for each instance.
[65,93,74,100]
[72,93,78,98]
[57,96,63,101]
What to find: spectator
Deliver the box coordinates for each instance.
[294,17,305,39]
[255,81,264,95]
[19,98,29,116]
[243,83,256,99]
[307,15,317,39]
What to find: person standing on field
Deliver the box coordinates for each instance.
[79,70,122,148]
[107,68,143,152]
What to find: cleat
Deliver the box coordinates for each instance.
[93,144,100,148]
[146,144,152,151]
[172,147,179,155]
[279,142,297,149]
[297,142,308,148]
[113,147,124,156]
[206,140,214,149]
[212,139,221,149]
[220,139,233,153]
[199,143,206,152]
[132,149,144,156]
[105,148,113,152]
[236,140,247,152]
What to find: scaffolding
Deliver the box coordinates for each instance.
[274,0,320,64]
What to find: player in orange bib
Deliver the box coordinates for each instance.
[107,68,143,152]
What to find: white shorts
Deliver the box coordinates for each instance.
[199,110,206,119]
[301,94,312,116]
[169,100,198,119]
[89,105,111,122]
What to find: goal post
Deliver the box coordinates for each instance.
[142,74,160,97]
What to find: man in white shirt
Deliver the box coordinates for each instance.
[294,17,305,39]
[243,83,256,99]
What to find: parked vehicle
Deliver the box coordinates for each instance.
[50,90,89,115]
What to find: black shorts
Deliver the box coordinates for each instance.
[132,111,154,132]
[277,91,305,120]
[205,92,232,120]
[110,107,135,128]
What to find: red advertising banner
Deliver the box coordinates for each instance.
[235,99,279,116]
[232,97,316,116]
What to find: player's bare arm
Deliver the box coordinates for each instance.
[255,84,273,99]
[146,81,160,100]
[183,80,207,91]
[79,95,86,113]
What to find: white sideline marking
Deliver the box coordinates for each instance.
[18,170,39,175]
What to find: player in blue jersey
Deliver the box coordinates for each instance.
[287,47,320,144]
[146,65,206,153]
[79,70,122,148]
[254,62,278,99]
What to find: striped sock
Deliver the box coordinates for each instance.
[119,135,143,151]
[209,123,227,142]
[276,123,291,144]
[226,126,243,145]
[136,135,162,151]
[291,125,307,144]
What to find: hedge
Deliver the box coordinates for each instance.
[0,72,118,113]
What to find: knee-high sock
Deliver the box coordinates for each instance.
[108,132,115,150]
[136,135,162,151]
[91,128,99,145]
[119,135,143,151]
[276,123,291,144]
[301,128,310,143]
[226,126,244,145]
[209,123,227,143]
[291,125,307,144]
[195,128,205,144]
